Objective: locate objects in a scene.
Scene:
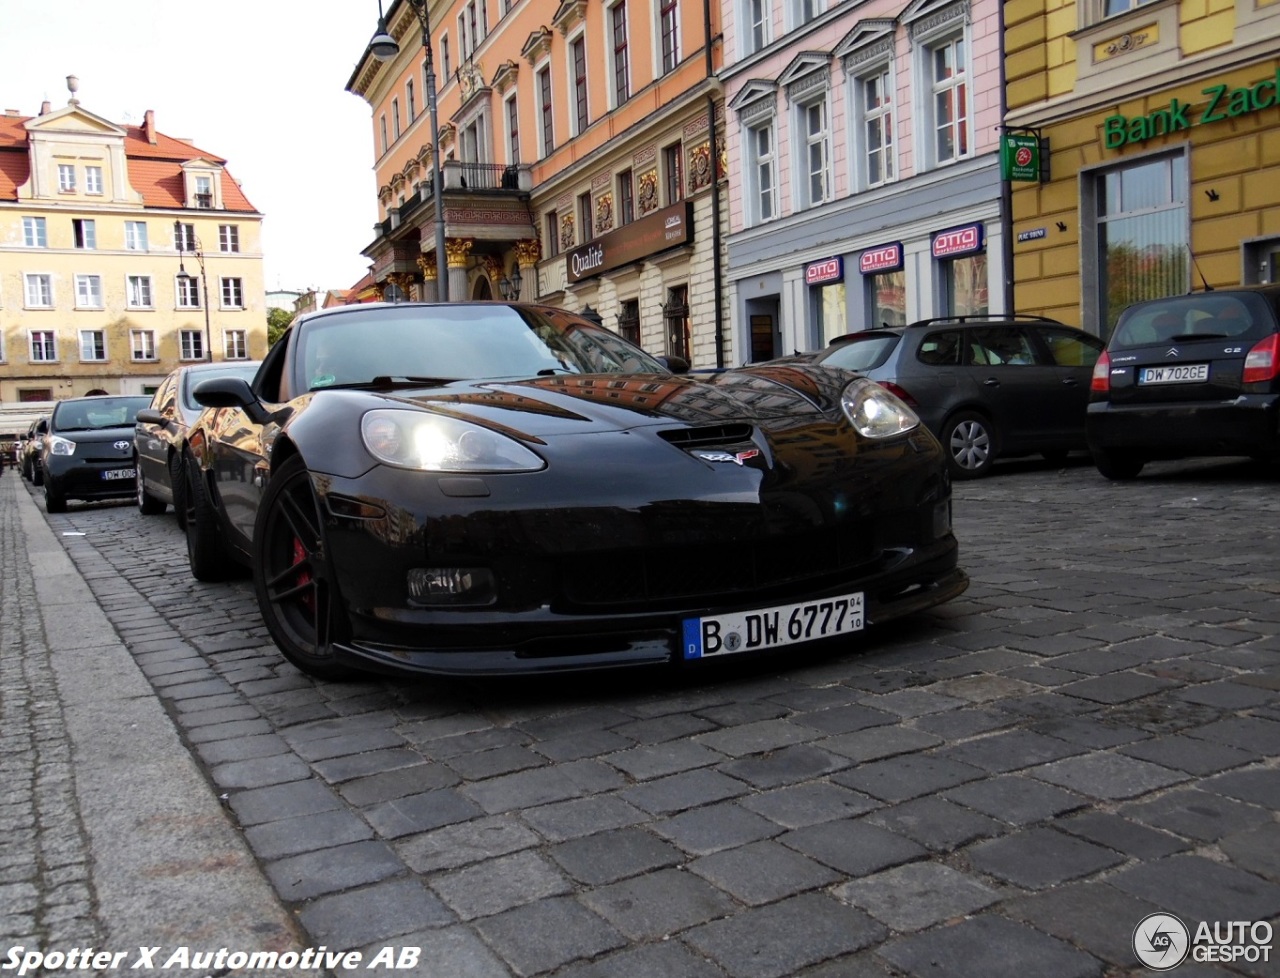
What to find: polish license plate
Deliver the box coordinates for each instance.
[102,468,136,481]
[1138,364,1209,385]
[683,592,864,659]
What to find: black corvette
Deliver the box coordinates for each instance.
[184,302,967,679]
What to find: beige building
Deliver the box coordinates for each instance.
[0,87,265,436]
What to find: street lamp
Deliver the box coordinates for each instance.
[174,220,213,361]
[369,0,449,301]
[499,267,522,302]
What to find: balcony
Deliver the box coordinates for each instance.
[194,193,213,209]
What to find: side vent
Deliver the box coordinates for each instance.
[657,424,755,450]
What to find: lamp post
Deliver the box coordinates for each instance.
[368,0,449,301]
[174,220,213,361]
[498,267,523,302]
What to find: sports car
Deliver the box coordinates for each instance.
[184,302,967,679]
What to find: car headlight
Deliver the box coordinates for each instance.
[840,378,920,439]
[361,409,545,473]
[46,434,77,456]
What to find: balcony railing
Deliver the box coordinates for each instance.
[194,193,213,209]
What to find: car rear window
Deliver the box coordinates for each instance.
[816,333,900,372]
[1109,293,1278,350]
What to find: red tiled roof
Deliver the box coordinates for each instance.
[0,110,257,212]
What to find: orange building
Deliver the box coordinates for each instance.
[347,0,729,366]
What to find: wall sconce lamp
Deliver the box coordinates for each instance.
[499,268,523,301]
[1205,189,1220,202]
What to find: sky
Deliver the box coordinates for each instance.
[0,0,383,294]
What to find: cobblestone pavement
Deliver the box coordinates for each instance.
[6,455,1280,977]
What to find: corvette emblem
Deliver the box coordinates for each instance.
[695,449,761,466]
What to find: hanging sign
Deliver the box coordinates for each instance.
[1001,133,1041,182]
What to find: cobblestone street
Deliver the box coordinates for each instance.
[3,455,1280,977]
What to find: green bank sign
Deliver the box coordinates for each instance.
[1104,72,1280,148]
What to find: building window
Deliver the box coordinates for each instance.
[125,221,148,251]
[221,277,244,308]
[618,169,634,225]
[792,0,821,27]
[868,270,907,327]
[79,330,107,362]
[745,0,769,54]
[58,164,76,192]
[663,286,690,360]
[660,0,679,73]
[799,97,831,207]
[611,2,631,105]
[219,224,240,253]
[928,35,968,165]
[441,35,451,78]
[748,123,776,224]
[224,330,248,360]
[394,98,403,139]
[180,330,205,361]
[176,275,201,308]
[546,209,560,257]
[664,142,683,204]
[85,165,103,194]
[857,65,895,188]
[812,278,846,347]
[1092,153,1189,336]
[127,275,153,309]
[73,218,96,249]
[195,175,213,208]
[75,274,103,308]
[1103,0,1157,13]
[131,330,157,361]
[578,193,592,244]
[506,94,520,163]
[30,330,57,362]
[538,66,554,156]
[619,298,640,344]
[175,222,196,252]
[943,255,989,317]
[571,36,589,135]
[25,274,52,307]
[23,217,46,248]
[407,79,417,122]
[380,115,389,154]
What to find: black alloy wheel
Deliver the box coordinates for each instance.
[252,455,356,680]
[942,410,996,479]
[1092,447,1144,481]
[184,449,235,581]
[136,455,166,515]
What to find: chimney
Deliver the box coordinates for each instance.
[40,100,51,115]
[144,109,157,144]
[4,109,20,117]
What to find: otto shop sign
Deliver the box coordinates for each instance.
[932,224,984,259]
[565,202,692,283]
[805,257,844,285]
[859,243,903,274]
[1105,72,1280,148]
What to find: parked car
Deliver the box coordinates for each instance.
[787,315,1106,478]
[135,361,262,522]
[1087,285,1280,479]
[40,395,152,513]
[20,417,49,484]
[182,302,967,680]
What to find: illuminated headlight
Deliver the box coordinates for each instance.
[840,379,919,439]
[46,435,77,456]
[361,409,545,473]
[407,567,496,606]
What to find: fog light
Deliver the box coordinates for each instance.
[407,567,496,606]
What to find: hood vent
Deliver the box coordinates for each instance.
[658,423,754,449]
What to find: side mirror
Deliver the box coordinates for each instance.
[136,408,165,425]
[192,377,270,425]
[658,355,690,375]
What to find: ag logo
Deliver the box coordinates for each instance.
[1133,912,1189,971]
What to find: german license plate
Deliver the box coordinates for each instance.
[102,468,136,481]
[1138,364,1209,385]
[682,592,864,659]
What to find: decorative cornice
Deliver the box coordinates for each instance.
[835,18,898,62]
[522,27,553,66]
[906,0,968,38]
[551,0,587,36]
[491,59,519,95]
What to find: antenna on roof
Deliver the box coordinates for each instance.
[1190,252,1213,293]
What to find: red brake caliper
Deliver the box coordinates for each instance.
[292,536,315,614]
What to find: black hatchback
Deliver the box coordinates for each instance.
[798,315,1105,478]
[40,395,152,513]
[1087,286,1280,479]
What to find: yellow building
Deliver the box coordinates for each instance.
[1005,0,1280,336]
[0,87,266,435]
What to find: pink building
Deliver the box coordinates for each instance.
[720,0,1007,361]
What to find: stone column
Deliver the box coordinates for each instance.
[446,238,473,302]
[415,255,438,303]
[514,239,542,303]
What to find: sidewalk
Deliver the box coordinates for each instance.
[0,472,305,967]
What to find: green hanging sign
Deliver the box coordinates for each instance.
[1001,133,1041,183]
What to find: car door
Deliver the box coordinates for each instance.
[1031,326,1105,447]
[137,374,177,490]
[963,326,1063,453]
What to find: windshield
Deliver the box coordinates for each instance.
[52,396,151,431]
[299,306,668,391]
[1110,293,1277,350]
[816,333,901,372]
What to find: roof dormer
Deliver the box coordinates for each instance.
[181,157,224,210]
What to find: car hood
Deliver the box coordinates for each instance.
[346,365,853,438]
[49,424,137,446]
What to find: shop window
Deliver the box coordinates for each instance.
[811,279,846,347]
[663,286,690,360]
[618,299,640,344]
[868,270,906,327]
[942,254,989,318]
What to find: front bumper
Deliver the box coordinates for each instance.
[1086,394,1280,459]
[44,456,136,501]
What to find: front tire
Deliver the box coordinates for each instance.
[1092,447,1144,480]
[184,449,235,581]
[252,455,357,680]
[942,411,996,479]
[136,457,167,515]
[44,480,66,514]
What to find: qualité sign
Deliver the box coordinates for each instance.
[565,202,693,283]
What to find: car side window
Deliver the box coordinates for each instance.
[916,331,961,366]
[967,328,1037,367]
[1037,327,1103,368]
